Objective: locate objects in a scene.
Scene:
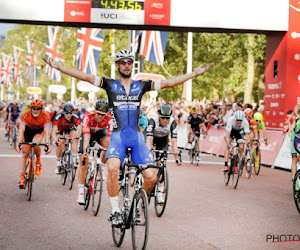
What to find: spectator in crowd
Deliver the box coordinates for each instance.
[283,110,295,135]
[222,103,234,124]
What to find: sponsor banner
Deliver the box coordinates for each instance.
[64,0,92,22]
[144,0,171,26]
[199,127,226,156]
[273,134,292,169]
[260,130,285,166]
[197,128,285,167]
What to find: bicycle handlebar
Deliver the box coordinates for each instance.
[151,149,182,162]
[82,146,107,165]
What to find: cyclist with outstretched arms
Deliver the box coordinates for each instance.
[77,99,112,205]
[52,103,81,174]
[187,107,207,151]
[223,110,250,173]
[43,50,213,226]
[15,99,51,188]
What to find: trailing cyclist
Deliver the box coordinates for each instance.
[15,99,51,189]
[146,104,181,203]
[43,50,213,226]
[8,101,22,147]
[186,107,207,158]
[52,103,81,174]
[223,110,250,173]
[290,104,300,191]
[77,99,112,205]
[253,112,269,145]
[244,108,258,148]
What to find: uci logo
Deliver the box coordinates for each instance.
[101,13,117,19]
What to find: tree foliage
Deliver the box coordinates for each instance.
[0,24,266,103]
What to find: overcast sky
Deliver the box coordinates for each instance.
[0,23,16,36]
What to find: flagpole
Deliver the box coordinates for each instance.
[110,29,115,79]
[71,55,76,101]
[186,32,193,101]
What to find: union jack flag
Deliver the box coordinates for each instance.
[76,28,104,75]
[1,54,13,87]
[13,46,24,62]
[135,30,169,66]
[45,26,65,82]
[13,59,24,86]
[25,40,37,67]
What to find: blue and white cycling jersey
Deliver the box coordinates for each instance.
[94,76,161,164]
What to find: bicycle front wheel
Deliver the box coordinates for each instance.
[231,155,240,189]
[254,146,261,175]
[293,170,300,214]
[154,167,169,217]
[92,165,104,216]
[132,188,149,250]
[61,153,67,185]
[27,157,34,201]
[67,154,76,190]
[112,185,126,247]
[245,154,252,179]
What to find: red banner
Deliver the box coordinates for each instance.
[264,1,300,128]
[64,0,92,22]
[144,0,171,26]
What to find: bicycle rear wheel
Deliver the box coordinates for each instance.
[244,153,252,179]
[112,186,126,247]
[231,155,240,189]
[83,174,92,210]
[154,167,169,217]
[293,170,300,214]
[224,156,233,186]
[27,156,34,201]
[189,147,195,164]
[132,188,149,250]
[254,146,261,175]
[92,165,104,216]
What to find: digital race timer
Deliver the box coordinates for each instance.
[93,0,144,10]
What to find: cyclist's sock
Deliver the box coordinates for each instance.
[57,158,61,167]
[225,162,228,166]
[110,196,120,214]
[72,154,77,165]
[36,157,41,166]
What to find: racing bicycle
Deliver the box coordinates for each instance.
[188,131,206,166]
[149,149,181,217]
[82,145,106,216]
[58,135,80,190]
[112,148,158,250]
[224,138,245,189]
[19,142,48,201]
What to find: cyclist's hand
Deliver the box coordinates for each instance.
[227,144,231,149]
[44,144,51,155]
[264,139,269,146]
[15,142,21,153]
[55,140,60,147]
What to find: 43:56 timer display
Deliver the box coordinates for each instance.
[93,0,144,10]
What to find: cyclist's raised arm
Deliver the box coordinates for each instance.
[160,64,213,89]
[43,57,95,84]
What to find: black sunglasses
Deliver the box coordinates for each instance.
[64,112,72,115]
[31,107,42,111]
[236,119,243,122]
[160,116,170,120]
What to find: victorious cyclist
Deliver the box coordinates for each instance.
[43,50,213,226]
[15,99,51,188]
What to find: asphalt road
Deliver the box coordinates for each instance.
[0,126,299,250]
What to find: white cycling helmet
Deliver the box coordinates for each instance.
[115,49,134,63]
[70,100,80,109]
[234,110,245,121]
